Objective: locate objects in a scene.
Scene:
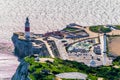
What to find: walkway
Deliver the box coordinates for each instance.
[50,37,68,60]
[36,38,55,58]
[99,34,112,65]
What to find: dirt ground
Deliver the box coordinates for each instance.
[109,37,120,56]
[85,27,98,38]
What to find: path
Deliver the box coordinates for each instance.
[36,38,55,58]
[50,37,68,60]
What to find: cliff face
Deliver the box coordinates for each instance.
[12,32,50,59]
[11,33,51,80]
[12,33,33,59]
[12,60,30,80]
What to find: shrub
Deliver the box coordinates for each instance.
[89,25,111,33]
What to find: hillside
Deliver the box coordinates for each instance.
[12,56,120,80]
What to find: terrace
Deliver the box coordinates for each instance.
[62,26,89,39]
[44,31,64,39]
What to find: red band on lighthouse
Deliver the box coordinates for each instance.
[25,27,30,31]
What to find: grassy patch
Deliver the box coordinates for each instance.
[24,56,120,80]
[115,25,120,30]
[113,56,120,66]
[63,27,78,32]
[89,25,111,33]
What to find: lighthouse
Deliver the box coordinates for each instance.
[25,17,30,39]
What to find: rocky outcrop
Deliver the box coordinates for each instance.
[11,32,51,80]
[12,32,50,59]
[12,33,33,59]
[11,60,30,80]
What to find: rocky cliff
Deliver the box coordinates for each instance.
[12,32,50,59]
[11,60,30,80]
[12,32,33,59]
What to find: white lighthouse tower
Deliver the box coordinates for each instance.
[25,17,30,39]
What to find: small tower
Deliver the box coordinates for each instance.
[25,17,30,39]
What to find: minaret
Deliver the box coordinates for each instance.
[25,17,30,39]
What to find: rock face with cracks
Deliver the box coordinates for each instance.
[12,33,33,59]
[12,32,50,59]
[12,60,30,80]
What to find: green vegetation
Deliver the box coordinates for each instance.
[113,56,120,66]
[115,25,120,30]
[88,74,98,80]
[108,34,120,38]
[62,79,78,80]
[25,56,120,80]
[89,25,111,33]
[106,37,109,55]
[63,27,78,32]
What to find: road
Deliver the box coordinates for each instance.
[100,34,112,66]
[99,34,106,65]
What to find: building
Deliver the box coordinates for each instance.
[93,46,101,55]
